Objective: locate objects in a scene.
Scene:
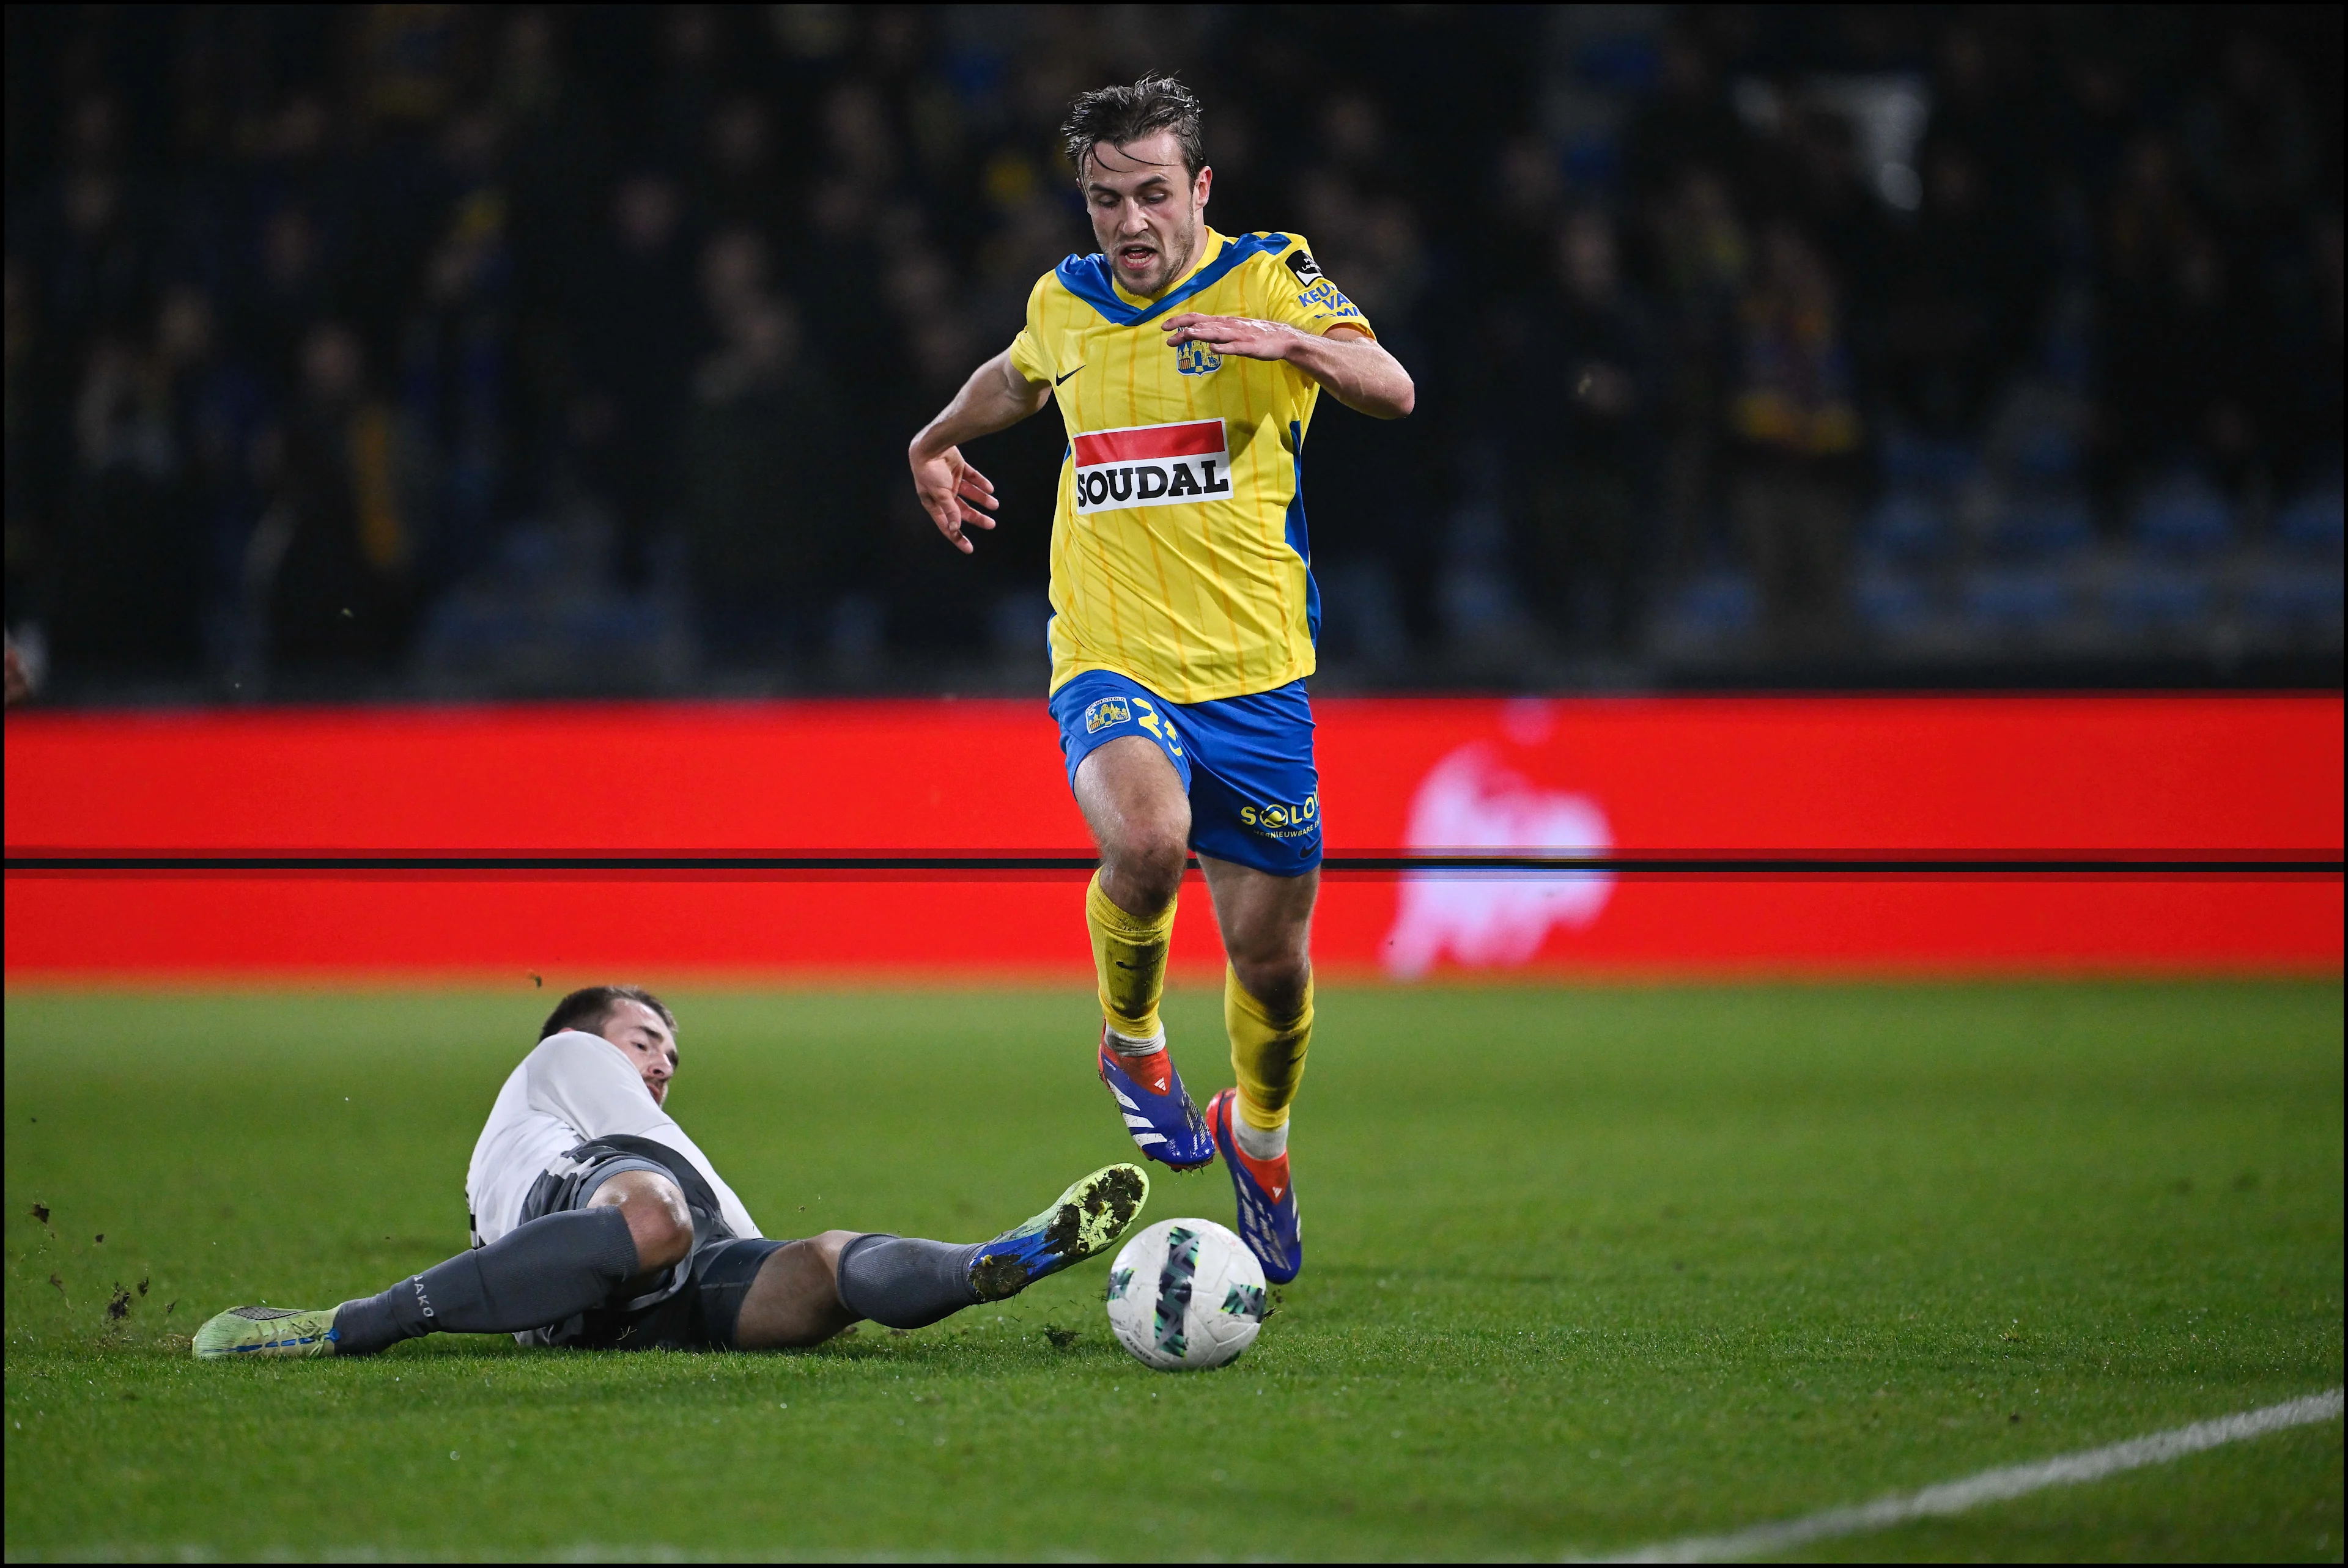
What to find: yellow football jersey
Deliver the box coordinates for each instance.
[1007,228,1372,704]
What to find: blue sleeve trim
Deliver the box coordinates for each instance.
[1054,234,1292,326]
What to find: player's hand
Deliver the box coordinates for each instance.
[909,443,999,554]
[1160,313,1302,363]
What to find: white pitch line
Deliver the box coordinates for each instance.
[1584,1388,2344,1564]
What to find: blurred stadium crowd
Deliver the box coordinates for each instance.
[4,4,2340,702]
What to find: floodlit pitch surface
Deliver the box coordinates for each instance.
[5,982,2339,1561]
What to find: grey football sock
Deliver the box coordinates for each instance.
[834,1233,983,1330]
[332,1207,642,1356]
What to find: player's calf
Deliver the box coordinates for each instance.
[825,1163,1150,1332]
[1077,740,1217,1168]
[1212,957,1312,1283]
[729,1231,862,1349]
[194,1202,650,1360]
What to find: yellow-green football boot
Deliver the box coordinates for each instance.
[968,1162,1149,1301]
[193,1303,342,1360]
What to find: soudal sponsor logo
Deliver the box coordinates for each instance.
[1072,419,1233,515]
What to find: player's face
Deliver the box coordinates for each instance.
[597,999,679,1105]
[1082,130,1211,298]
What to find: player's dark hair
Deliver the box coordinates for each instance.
[539,984,676,1041]
[1062,74,1205,183]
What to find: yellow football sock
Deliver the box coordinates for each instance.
[1226,966,1313,1132]
[1087,870,1175,1040]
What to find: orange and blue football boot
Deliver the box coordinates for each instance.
[1206,1088,1302,1283]
[1098,1028,1215,1169]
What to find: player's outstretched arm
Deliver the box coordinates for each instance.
[1161,317,1415,419]
[908,349,1052,554]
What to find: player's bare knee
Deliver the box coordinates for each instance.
[1077,740,1190,908]
[630,1201,694,1272]
[808,1229,859,1278]
[1119,829,1189,907]
[589,1172,695,1272]
[1097,809,1187,909]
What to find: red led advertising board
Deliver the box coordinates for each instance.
[6,696,2339,981]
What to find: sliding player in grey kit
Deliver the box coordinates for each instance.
[194,985,1146,1357]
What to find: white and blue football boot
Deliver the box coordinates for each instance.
[968,1161,1149,1301]
[1098,1027,1216,1169]
[1207,1088,1302,1283]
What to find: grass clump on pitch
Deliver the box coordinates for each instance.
[5,981,2341,1560]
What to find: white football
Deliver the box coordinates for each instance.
[1104,1217,1267,1371]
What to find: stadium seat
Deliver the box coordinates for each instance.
[2239,562,2346,630]
[418,595,527,661]
[1880,430,1981,493]
[1318,562,1408,666]
[1661,570,1759,635]
[2099,559,2214,631]
[567,599,670,647]
[1987,493,2095,561]
[2273,488,2344,554]
[1863,490,1951,562]
[1562,130,1619,188]
[2132,474,2235,556]
[1853,564,1936,636]
[1574,34,1659,89]
[988,590,1054,657]
[2010,424,2081,487]
[1961,565,2074,630]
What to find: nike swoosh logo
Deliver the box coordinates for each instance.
[1055,366,1084,386]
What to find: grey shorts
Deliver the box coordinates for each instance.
[516,1135,789,1352]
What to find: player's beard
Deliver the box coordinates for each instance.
[1110,218,1200,298]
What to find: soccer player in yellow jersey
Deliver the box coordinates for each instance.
[907,76,1414,1283]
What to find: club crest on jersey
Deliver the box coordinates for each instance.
[1071,419,1235,515]
[1174,339,1222,376]
[1083,697,1131,734]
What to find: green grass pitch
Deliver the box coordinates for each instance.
[5,981,2341,1561]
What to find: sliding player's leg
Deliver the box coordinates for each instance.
[726,1231,859,1347]
[192,1166,692,1359]
[1200,856,1315,1283]
[1055,672,1216,1169]
[723,1161,1156,1348]
[198,1161,1151,1359]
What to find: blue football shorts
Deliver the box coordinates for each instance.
[1049,669,1321,877]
